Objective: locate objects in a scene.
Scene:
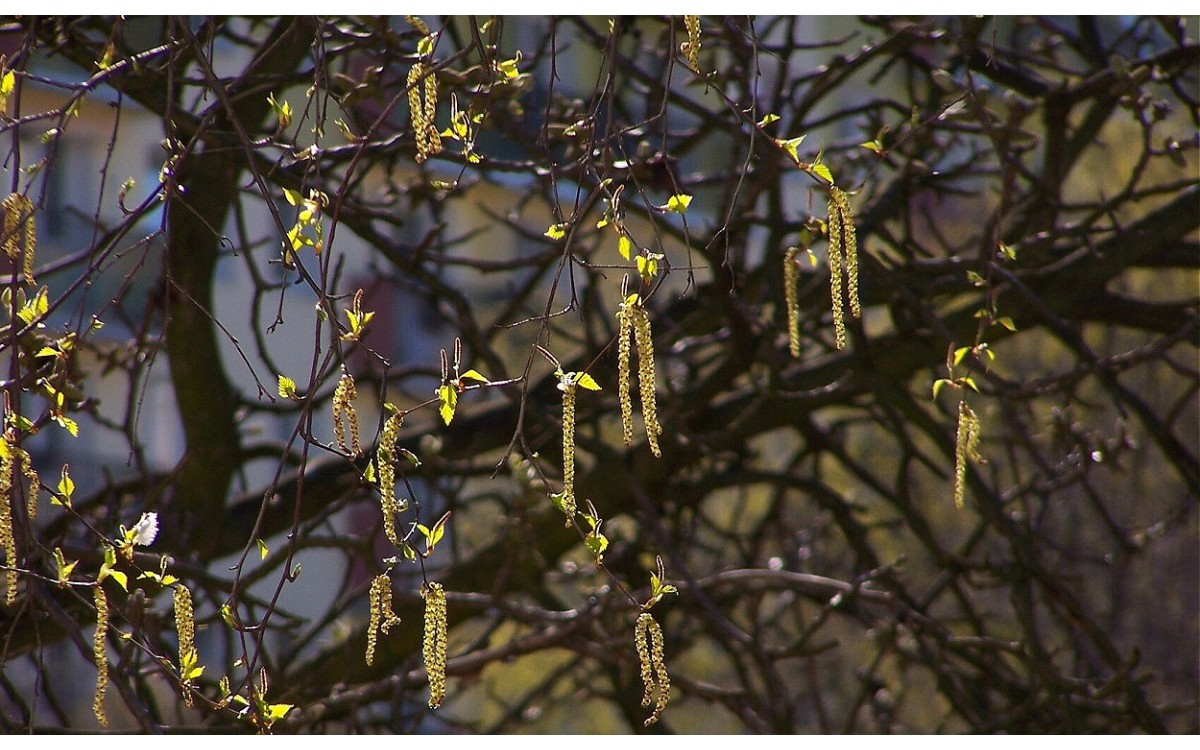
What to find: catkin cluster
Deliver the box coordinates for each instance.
[616,299,662,457]
[332,372,361,455]
[560,379,578,526]
[784,247,802,358]
[2,192,35,285]
[407,62,442,164]
[376,412,405,546]
[366,574,402,666]
[954,400,982,509]
[93,586,109,727]
[682,16,701,72]
[422,581,448,709]
[174,583,198,707]
[827,186,860,350]
[634,612,670,726]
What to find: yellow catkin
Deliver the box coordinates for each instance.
[560,379,578,526]
[616,304,635,447]
[423,581,448,709]
[366,574,402,667]
[635,612,670,726]
[682,16,701,72]
[406,15,431,36]
[0,452,13,605]
[784,247,802,358]
[954,400,982,509]
[332,372,360,455]
[2,193,35,285]
[16,447,37,522]
[827,187,860,350]
[93,586,109,727]
[631,306,662,458]
[407,63,442,164]
[376,412,404,546]
[174,583,198,707]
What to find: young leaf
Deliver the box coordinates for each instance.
[55,465,75,506]
[0,69,14,114]
[277,375,298,400]
[53,548,77,587]
[809,162,834,184]
[574,372,601,391]
[665,194,692,214]
[618,234,633,261]
[257,539,269,560]
[544,223,566,240]
[584,531,608,560]
[460,369,489,383]
[53,414,79,437]
[437,384,458,425]
[776,135,805,163]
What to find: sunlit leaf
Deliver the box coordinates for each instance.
[277,375,298,399]
[776,135,805,163]
[665,194,692,214]
[575,372,601,391]
[584,531,608,559]
[618,234,633,261]
[438,384,458,425]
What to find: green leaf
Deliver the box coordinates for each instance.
[108,570,128,592]
[665,194,692,214]
[960,376,979,393]
[810,162,834,184]
[584,531,608,560]
[460,369,489,383]
[966,270,986,287]
[53,548,77,587]
[437,384,458,425]
[549,492,567,514]
[53,414,79,437]
[0,69,14,106]
[283,188,303,207]
[998,242,1017,260]
[267,93,292,129]
[776,135,805,163]
[417,35,435,58]
[427,511,450,551]
[636,253,661,284]
[55,465,74,506]
[996,316,1017,332]
[277,375,298,400]
[497,56,520,79]
[257,539,269,561]
[953,347,972,366]
[266,703,294,722]
[544,223,566,240]
[860,139,885,155]
[932,378,952,399]
[575,372,601,391]
[618,234,633,261]
[756,113,780,127]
